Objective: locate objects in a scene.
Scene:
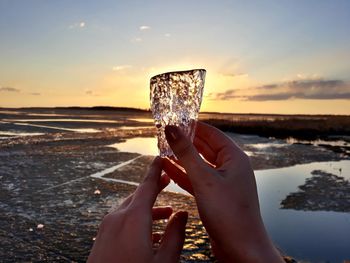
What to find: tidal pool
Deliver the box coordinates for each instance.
[110,136,350,262]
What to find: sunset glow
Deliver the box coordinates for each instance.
[0,1,349,114]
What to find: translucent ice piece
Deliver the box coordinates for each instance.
[150,69,206,157]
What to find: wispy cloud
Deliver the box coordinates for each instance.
[112,65,132,71]
[218,58,248,78]
[85,90,99,96]
[30,92,41,96]
[0,86,20,92]
[139,25,150,31]
[212,79,350,101]
[222,72,249,78]
[69,21,86,29]
[130,37,142,43]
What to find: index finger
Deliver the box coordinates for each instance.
[195,121,238,153]
[131,157,170,210]
[196,122,243,166]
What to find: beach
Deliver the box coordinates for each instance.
[0,108,349,262]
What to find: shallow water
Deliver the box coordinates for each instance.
[287,137,349,147]
[0,121,100,134]
[110,137,159,156]
[3,118,120,123]
[129,118,154,123]
[117,126,153,130]
[255,161,350,262]
[109,138,187,194]
[0,131,45,137]
[110,136,350,262]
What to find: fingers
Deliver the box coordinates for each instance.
[152,206,173,220]
[193,136,217,165]
[196,121,246,167]
[131,157,170,210]
[195,121,238,153]
[118,193,134,210]
[163,158,194,195]
[152,207,173,247]
[118,173,169,211]
[165,125,211,184]
[159,173,171,190]
[157,211,188,262]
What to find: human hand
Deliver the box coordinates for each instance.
[88,157,188,263]
[163,122,284,263]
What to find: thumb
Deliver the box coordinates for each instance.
[165,125,208,182]
[157,211,188,262]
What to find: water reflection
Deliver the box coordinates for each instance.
[109,137,189,195]
[129,118,154,123]
[110,137,159,156]
[110,136,350,262]
[117,126,153,130]
[255,161,350,262]
[3,118,120,123]
[1,121,100,133]
[287,137,349,147]
[0,131,45,139]
[247,142,289,149]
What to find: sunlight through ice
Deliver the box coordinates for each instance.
[150,69,206,157]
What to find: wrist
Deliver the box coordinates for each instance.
[212,224,284,263]
[215,240,284,263]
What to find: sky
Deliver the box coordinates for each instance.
[0,0,349,114]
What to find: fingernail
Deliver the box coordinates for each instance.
[165,125,179,143]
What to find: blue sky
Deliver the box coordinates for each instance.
[0,0,349,113]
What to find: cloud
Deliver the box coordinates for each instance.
[218,58,248,79]
[212,79,350,101]
[222,73,249,78]
[112,65,132,71]
[213,89,240,100]
[85,90,100,96]
[69,21,86,29]
[0,86,20,92]
[139,25,150,31]
[130,37,142,43]
[296,73,320,80]
[164,33,171,37]
[30,92,41,96]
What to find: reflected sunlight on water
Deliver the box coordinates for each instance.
[109,137,159,156]
[109,137,189,195]
[0,121,100,133]
[0,131,45,137]
[3,118,120,123]
[129,118,154,123]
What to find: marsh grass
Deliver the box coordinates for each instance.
[202,115,350,140]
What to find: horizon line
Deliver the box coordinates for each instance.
[0,106,349,117]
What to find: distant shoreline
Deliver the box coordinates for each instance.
[0,106,149,113]
[0,106,349,117]
[1,107,349,141]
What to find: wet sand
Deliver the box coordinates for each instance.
[1,108,349,262]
